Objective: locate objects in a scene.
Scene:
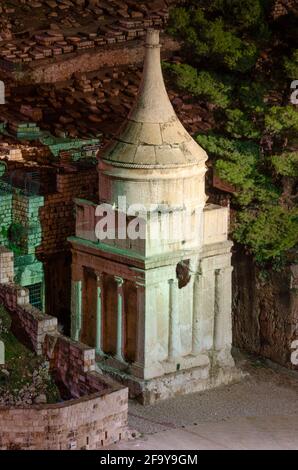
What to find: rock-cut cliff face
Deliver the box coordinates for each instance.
[232,248,298,370]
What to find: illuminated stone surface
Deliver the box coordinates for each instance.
[70,30,239,404]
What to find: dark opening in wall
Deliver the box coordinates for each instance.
[176,259,191,289]
[28,282,43,311]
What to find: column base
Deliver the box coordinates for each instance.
[115,354,127,365]
[97,359,244,405]
[95,347,104,356]
[130,361,165,380]
[212,347,236,369]
[162,353,210,374]
[96,353,129,372]
[130,355,211,380]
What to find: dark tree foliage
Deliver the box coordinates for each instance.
[166,0,298,267]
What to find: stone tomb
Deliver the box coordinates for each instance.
[69,30,239,404]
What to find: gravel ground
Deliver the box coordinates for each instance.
[108,356,298,449]
[128,356,298,436]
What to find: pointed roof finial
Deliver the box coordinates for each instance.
[101,29,207,167]
[129,28,175,124]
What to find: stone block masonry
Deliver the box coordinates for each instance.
[0,386,128,450]
[0,281,57,355]
[0,188,45,308]
[44,334,106,398]
[0,158,100,327]
[23,36,180,85]
[0,247,13,284]
[0,192,12,246]
[0,182,44,272]
[37,170,98,256]
[12,193,44,255]
[0,248,128,449]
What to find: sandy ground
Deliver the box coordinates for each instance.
[109,356,298,450]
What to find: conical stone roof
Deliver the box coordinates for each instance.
[102,29,207,168]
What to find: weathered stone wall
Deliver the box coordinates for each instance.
[232,250,298,370]
[37,170,98,256]
[2,163,99,324]
[0,192,12,246]
[44,334,104,398]
[12,37,180,85]
[35,169,98,326]
[0,386,128,450]
[0,247,13,284]
[0,281,57,355]
[0,187,45,299]
[0,248,128,450]
[12,193,44,254]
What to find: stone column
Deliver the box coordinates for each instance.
[134,281,146,369]
[115,276,125,362]
[192,269,216,354]
[192,272,202,355]
[71,279,82,342]
[214,267,233,352]
[168,279,180,360]
[95,272,104,355]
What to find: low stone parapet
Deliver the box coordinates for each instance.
[0,386,128,450]
[0,246,128,449]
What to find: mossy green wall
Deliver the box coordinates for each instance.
[0,190,45,308]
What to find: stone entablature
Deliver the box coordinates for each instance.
[74,198,230,254]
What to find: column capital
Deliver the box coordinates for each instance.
[114,275,124,287]
[95,271,104,283]
[215,266,234,276]
[136,279,145,288]
[72,266,84,282]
